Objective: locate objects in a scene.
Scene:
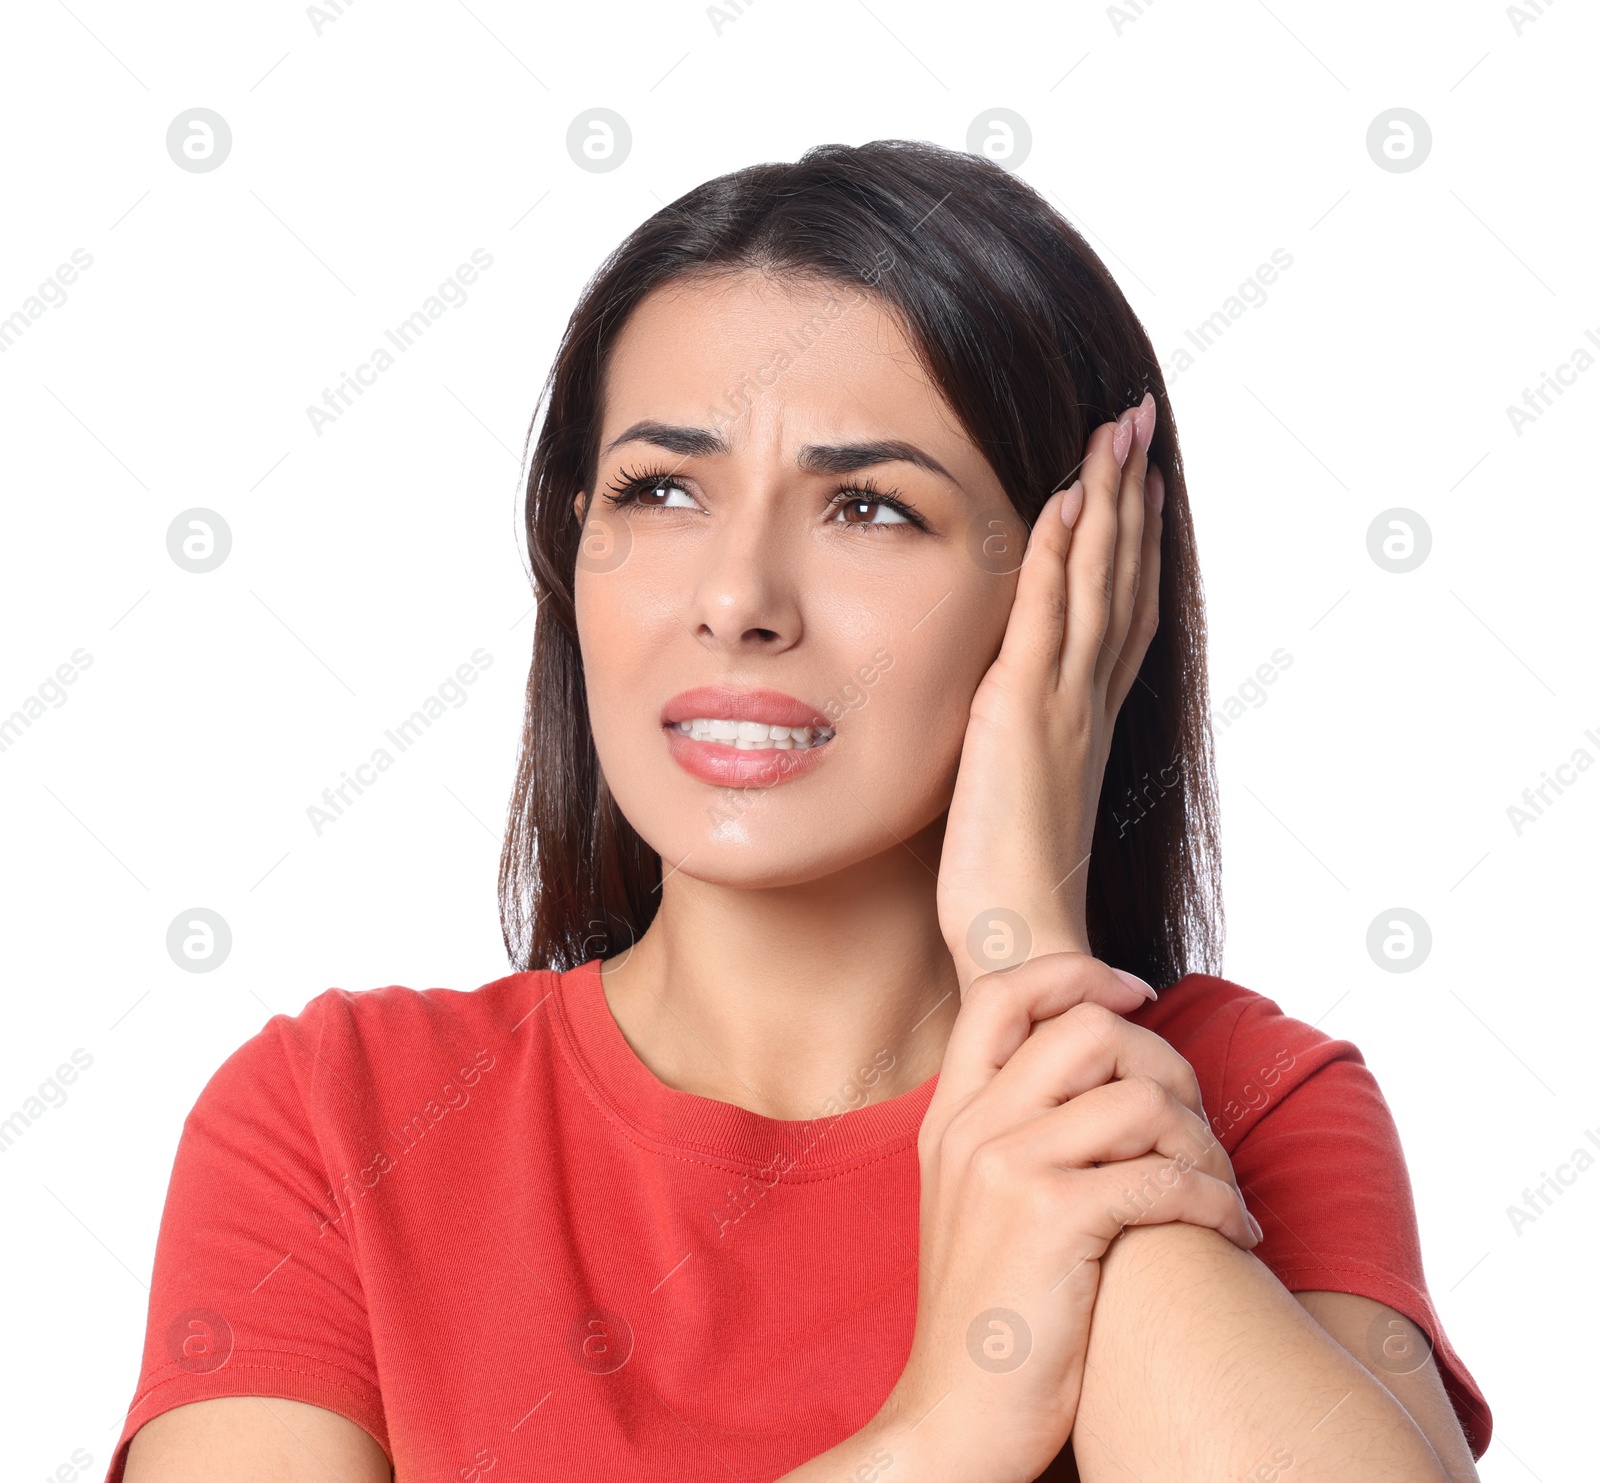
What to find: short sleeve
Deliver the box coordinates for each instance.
[105,1000,391,1482]
[1208,989,1492,1460]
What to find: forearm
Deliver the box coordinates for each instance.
[770,1409,925,1483]
[1071,1223,1452,1481]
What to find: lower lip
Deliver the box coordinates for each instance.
[663,726,834,787]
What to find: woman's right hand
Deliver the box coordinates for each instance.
[875,951,1261,1483]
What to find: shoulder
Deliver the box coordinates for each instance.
[1129,971,1357,1074]
[1128,973,1371,1153]
[190,969,560,1126]
[288,970,555,1054]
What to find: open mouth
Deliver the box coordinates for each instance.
[668,718,837,751]
[662,720,835,787]
[659,687,838,787]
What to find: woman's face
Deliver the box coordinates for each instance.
[573,269,1022,887]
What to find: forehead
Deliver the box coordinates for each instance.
[600,269,964,448]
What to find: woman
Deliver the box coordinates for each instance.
[112,140,1489,1482]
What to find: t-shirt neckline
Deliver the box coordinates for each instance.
[553,956,940,1177]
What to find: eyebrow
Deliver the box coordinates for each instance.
[601,419,959,487]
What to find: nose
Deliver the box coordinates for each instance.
[686,488,802,658]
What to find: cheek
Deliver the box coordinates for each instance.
[862,660,970,818]
[575,568,665,679]
[841,572,1012,796]
[573,573,656,760]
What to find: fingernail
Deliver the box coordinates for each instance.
[1058,478,1084,528]
[1246,1210,1263,1243]
[1110,967,1158,1002]
[1132,392,1156,455]
[1146,465,1165,515]
[1112,414,1133,468]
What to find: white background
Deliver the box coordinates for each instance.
[1,1,1592,1478]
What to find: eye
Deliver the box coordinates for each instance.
[601,466,700,512]
[826,479,927,533]
[831,494,910,528]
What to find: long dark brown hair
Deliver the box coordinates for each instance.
[499,138,1223,991]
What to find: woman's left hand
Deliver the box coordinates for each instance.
[936,393,1165,992]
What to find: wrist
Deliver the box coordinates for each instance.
[856,1404,951,1483]
[866,1385,1037,1483]
[950,923,1093,995]
[940,908,1094,991]
[772,1408,922,1483]
[1026,925,1093,962]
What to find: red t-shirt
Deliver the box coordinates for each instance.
[106,962,1491,1480]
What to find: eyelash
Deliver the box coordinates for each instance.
[599,464,930,534]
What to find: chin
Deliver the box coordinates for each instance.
[629,781,938,894]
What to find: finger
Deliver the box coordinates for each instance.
[990,482,1074,690]
[984,1076,1232,1189]
[926,952,1153,1125]
[1078,1154,1260,1251]
[974,999,1205,1126]
[1106,462,1163,719]
[1057,411,1132,699]
[1095,392,1154,697]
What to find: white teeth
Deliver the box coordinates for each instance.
[673,717,836,749]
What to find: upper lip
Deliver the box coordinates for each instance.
[660,686,832,730]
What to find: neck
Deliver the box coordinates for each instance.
[597,818,959,1120]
